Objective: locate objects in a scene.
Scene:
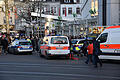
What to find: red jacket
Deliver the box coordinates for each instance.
[87,44,93,55]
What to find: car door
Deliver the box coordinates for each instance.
[97,33,109,54]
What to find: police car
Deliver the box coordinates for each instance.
[8,40,33,54]
[70,39,85,54]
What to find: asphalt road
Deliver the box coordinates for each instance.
[0,52,120,80]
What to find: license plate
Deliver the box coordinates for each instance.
[56,47,63,49]
[23,46,29,48]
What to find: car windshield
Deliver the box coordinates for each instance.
[78,40,85,44]
[19,42,31,45]
[71,40,78,44]
[51,37,68,44]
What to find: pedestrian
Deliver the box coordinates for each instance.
[0,36,2,55]
[85,41,93,64]
[31,37,35,52]
[1,35,8,55]
[93,38,102,68]
[81,39,89,56]
[35,36,39,52]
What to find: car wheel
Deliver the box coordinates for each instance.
[39,50,43,57]
[8,48,11,54]
[28,52,32,55]
[45,52,51,60]
[13,49,18,55]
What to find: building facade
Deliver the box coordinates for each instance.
[14,0,99,37]
[98,0,120,26]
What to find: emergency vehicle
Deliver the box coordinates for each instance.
[39,36,70,59]
[97,25,120,55]
[70,39,85,53]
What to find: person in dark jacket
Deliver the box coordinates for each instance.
[82,39,89,56]
[93,38,102,68]
[35,36,39,52]
[31,37,35,51]
[1,36,8,55]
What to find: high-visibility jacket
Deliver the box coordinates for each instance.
[87,43,93,55]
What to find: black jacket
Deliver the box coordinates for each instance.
[93,40,100,55]
[1,38,8,49]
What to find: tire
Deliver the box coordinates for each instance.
[45,52,51,60]
[28,52,32,55]
[8,48,11,54]
[46,55,51,60]
[13,49,18,55]
[65,55,69,59]
[39,50,44,57]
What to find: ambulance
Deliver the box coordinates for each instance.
[97,25,120,59]
[39,36,70,59]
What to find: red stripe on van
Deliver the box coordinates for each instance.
[106,26,120,29]
[100,44,120,49]
[40,46,69,50]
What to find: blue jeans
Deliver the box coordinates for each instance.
[85,54,93,64]
[93,55,102,67]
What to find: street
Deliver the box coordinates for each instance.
[0,53,120,80]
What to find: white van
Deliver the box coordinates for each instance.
[39,36,70,59]
[97,26,120,56]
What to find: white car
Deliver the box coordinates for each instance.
[39,36,70,59]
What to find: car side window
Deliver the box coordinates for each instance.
[97,33,108,43]
[78,40,84,44]
[43,41,47,44]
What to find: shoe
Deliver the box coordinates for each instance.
[85,62,88,64]
[100,63,102,67]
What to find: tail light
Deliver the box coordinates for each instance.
[48,46,51,50]
[68,47,70,50]
[17,46,22,48]
[30,46,33,48]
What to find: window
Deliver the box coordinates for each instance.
[97,33,108,43]
[77,0,80,3]
[68,8,72,14]
[9,17,12,24]
[64,0,70,3]
[3,17,6,24]
[62,8,66,15]
[76,7,80,14]
[19,42,31,45]
[51,37,68,44]
[71,40,78,44]
[54,7,56,13]
[51,7,53,14]
[78,40,85,44]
